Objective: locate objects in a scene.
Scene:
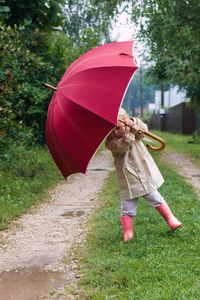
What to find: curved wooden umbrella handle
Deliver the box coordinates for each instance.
[138,129,166,151]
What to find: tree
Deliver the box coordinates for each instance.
[0,0,10,22]
[63,0,123,45]
[123,68,156,115]
[0,0,123,147]
[3,0,65,30]
[131,0,200,106]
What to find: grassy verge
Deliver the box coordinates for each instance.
[0,146,62,230]
[74,156,200,299]
[151,131,200,164]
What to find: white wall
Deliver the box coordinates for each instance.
[154,85,188,113]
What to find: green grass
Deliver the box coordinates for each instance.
[74,152,200,299]
[0,146,62,230]
[151,130,200,164]
[0,138,106,230]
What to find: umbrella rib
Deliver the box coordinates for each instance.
[57,89,116,128]
[47,112,80,176]
[58,85,120,125]
[64,51,134,80]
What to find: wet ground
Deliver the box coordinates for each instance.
[0,150,113,299]
[0,268,67,300]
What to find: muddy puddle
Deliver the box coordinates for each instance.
[61,210,85,217]
[0,268,67,300]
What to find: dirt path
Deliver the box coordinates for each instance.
[0,149,199,300]
[160,151,200,197]
[0,150,113,300]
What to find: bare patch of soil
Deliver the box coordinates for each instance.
[160,152,200,197]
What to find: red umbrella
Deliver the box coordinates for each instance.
[45,41,138,178]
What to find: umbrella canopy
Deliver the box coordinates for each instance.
[46,41,138,178]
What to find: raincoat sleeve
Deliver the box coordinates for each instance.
[134,118,148,140]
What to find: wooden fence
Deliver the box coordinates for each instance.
[148,102,196,135]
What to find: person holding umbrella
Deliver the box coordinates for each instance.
[105,108,182,242]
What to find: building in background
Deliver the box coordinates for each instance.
[148,85,196,134]
[154,85,188,113]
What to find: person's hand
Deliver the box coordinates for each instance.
[108,120,126,139]
[114,119,125,136]
[124,118,140,135]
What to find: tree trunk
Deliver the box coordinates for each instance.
[160,79,164,108]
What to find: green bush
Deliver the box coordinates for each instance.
[0,24,54,143]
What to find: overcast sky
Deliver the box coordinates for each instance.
[110,8,145,66]
[110,9,134,41]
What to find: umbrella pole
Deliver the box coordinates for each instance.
[43,83,57,91]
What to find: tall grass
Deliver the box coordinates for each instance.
[0,146,62,230]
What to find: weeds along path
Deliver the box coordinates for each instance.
[0,150,113,273]
[160,151,200,198]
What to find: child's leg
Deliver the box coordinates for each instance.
[143,190,165,207]
[120,198,138,242]
[121,198,138,216]
[144,190,182,230]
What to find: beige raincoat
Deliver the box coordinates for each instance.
[105,118,164,201]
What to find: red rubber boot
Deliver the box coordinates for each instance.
[120,215,134,242]
[156,202,182,230]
